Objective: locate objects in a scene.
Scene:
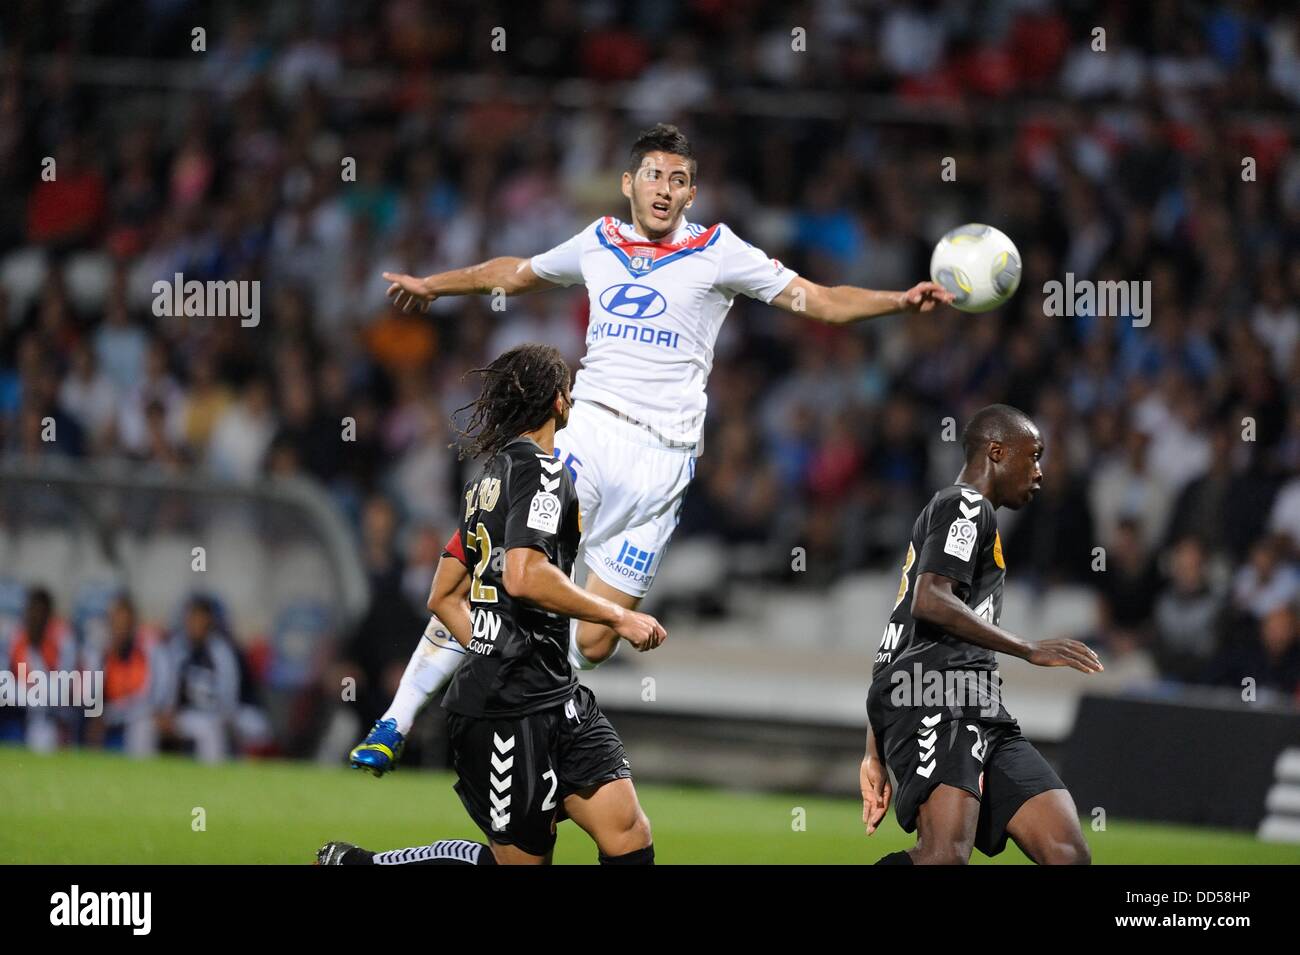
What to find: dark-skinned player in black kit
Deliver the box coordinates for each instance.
[319,343,667,865]
[862,404,1104,865]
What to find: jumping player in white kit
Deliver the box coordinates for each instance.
[350,123,954,775]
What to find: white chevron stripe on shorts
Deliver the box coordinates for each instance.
[490,732,516,831]
[916,713,940,778]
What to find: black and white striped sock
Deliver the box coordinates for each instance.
[373,840,496,866]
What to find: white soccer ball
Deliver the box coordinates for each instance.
[929,224,1022,313]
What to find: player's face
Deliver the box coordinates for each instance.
[621,151,695,238]
[1004,430,1044,509]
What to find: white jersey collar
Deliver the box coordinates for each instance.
[622,217,693,246]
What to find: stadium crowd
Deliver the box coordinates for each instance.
[0,0,1298,760]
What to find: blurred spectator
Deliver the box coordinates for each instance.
[1165,422,1274,563]
[1152,537,1225,683]
[59,341,118,452]
[1232,536,1300,620]
[93,295,149,393]
[116,338,185,457]
[1211,604,1300,700]
[340,495,427,720]
[402,523,447,615]
[25,137,105,250]
[2,587,76,750]
[1092,518,1160,658]
[206,377,277,481]
[84,593,166,757]
[1089,427,1176,553]
[1268,477,1300,556]
[156,595,242,763]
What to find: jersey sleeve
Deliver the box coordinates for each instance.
[529,220,596,287]
[441,528,468,567]
[504,453,566,560]
[914,492,990,589]
[715,224,798,303]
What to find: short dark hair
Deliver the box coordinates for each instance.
[961,404,1036,462]
[25,586,52,614]
[628,123,696,184]
[455,344,572,460]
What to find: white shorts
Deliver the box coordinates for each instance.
[553,400,696,599]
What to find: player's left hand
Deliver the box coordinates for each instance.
[383,272,437,313]
[860,755,892,836]
[898,281,955,314]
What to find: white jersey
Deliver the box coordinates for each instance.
[530,216,797,451]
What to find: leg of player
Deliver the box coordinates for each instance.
[487,842,552,865]
[562,778,655,864]
[350,617,464,775]
[569,575,642,668]
[909,784,981,865]
[316,838,498,865]
[1004,788,1091,865]
[384,619,465,731]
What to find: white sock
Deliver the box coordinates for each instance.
[382,616,466,735]
[374,839,486,865]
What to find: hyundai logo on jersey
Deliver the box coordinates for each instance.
[599,283,667,320]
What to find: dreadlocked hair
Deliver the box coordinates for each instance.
[454,344,571,460]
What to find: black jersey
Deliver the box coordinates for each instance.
[867,482,1014,729]
[442,437,581,719]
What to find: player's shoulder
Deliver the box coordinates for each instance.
[497,439,545,470]
[499,440,567,489]
[712,221,754,246]
[927,484,995,522]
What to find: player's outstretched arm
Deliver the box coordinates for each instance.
[427,555,472,648]
[861,723,891,836]
[912,572,1104,673]
[770,276,954,325]
[382,258,558,314]
[503,546,667,652]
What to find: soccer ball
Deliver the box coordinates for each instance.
[929,224,1022,313]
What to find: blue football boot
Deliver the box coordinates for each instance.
[349,718,405,777]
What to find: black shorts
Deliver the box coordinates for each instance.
[878,710,1065,857]
[446,684,632,857]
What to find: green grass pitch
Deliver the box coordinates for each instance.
[2,746,1296,864]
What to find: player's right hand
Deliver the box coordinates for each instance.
[383,272,437,313]
[860,755,891,836]
[614,609,667,652]
[1026,638,1103,673]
